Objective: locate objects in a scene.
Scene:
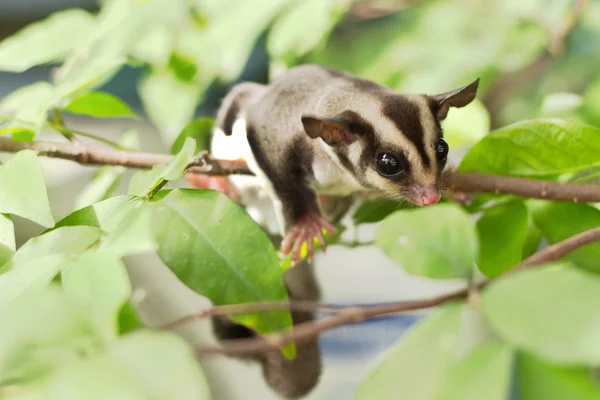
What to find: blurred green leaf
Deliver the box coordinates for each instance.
[522,213,542,259]
[0,286,106,386]
[16,226,101,263]
[459,119,600,177]
[65,91,137,119]
[432,342,513,400]
[152,189,292,337]
[117,302,142,334]
[171,118,214,155]
[0,214,15,266]
[476,200,529,277]
[55,57,126,101]
[482,263,600,365]
[168,53,198,82]
[139,70,203,145]
[582,77,600,127]
[128,137,196,196]
[130,25,172,65]
[355,304,462,400]
[518,353,600,400]
[375,204,476,279]
[443,98,490,148]
[0,81,56,133]
[352,199,414,225]
[0,9,96,73]
[0,226,102,310]
[267,0,353,65]
[62,249,131,336]
[528,201,600,273]
[56,196,157,257]
[0,150,55,228]
[74,129,139,210]
[22,330,211,400]
[182,0,294,80]
[540,92,583,117]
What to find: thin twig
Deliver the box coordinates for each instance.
[182,226,600,356]
[1,138,599,202]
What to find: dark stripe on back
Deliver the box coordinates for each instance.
[381,95,431,169]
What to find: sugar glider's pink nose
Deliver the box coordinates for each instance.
[419,186,441,206]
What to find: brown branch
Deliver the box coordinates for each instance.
[0,138,252,175]
[1,138,599,202]
[445,172,600,203]
[182,225,600,356]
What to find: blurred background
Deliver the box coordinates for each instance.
[0,0,598,398]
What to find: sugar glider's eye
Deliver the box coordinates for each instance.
[376,152,405,177]
[436,138,449,161]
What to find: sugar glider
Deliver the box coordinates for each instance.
[193,64,479,264]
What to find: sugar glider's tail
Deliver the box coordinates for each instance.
[214,82,267,136]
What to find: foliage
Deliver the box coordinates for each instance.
[0,0,600,399]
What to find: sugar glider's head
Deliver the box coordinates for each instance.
[301,78,479,206]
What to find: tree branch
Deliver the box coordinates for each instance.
[0,138,252,175]
[178,226,600,356]
[445,172,600,203]
[1,138,599,202]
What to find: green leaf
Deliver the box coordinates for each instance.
[441,98,490,148]
[459,119,600,177]
[432,342,513,400]
[476,200,529,277]
[117,302,142,334]
[354,304,463,400]
[540,92,583,117]
[75,166,127,210]
[74,129,139,209]
[528,201,600,273]
[518,353,600,400]
[0,9,96,73]
[54,57,126,101]
[139,70,202,145]
[0,214,15,266]
[106,331,210,399]
[352,199,414,225]
[0,285,106,385]
[25,330,210,400]
[15,225,102,264]
[65,91,137,119]
[56,196,157,257]
[171,117,214,155]
[168,52,198,82]
[62,249,131,336]
[482,263,600,365]
[375,204,477,279]
[522,213,542,259]
[152,189,292,336]
[128,165,167,197]
[181,0,294,80]
[0,81,56,132]
[267,0,353,64]
[0,150,55,227]
[0,254,68,312]
[128,137,196,196]
[0,225,103,305]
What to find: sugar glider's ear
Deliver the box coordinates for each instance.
[430,78,480,121]
[301,114,358,146]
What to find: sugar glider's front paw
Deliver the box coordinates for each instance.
[281,210,338,264]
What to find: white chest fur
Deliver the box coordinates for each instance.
[312,141,364,196]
